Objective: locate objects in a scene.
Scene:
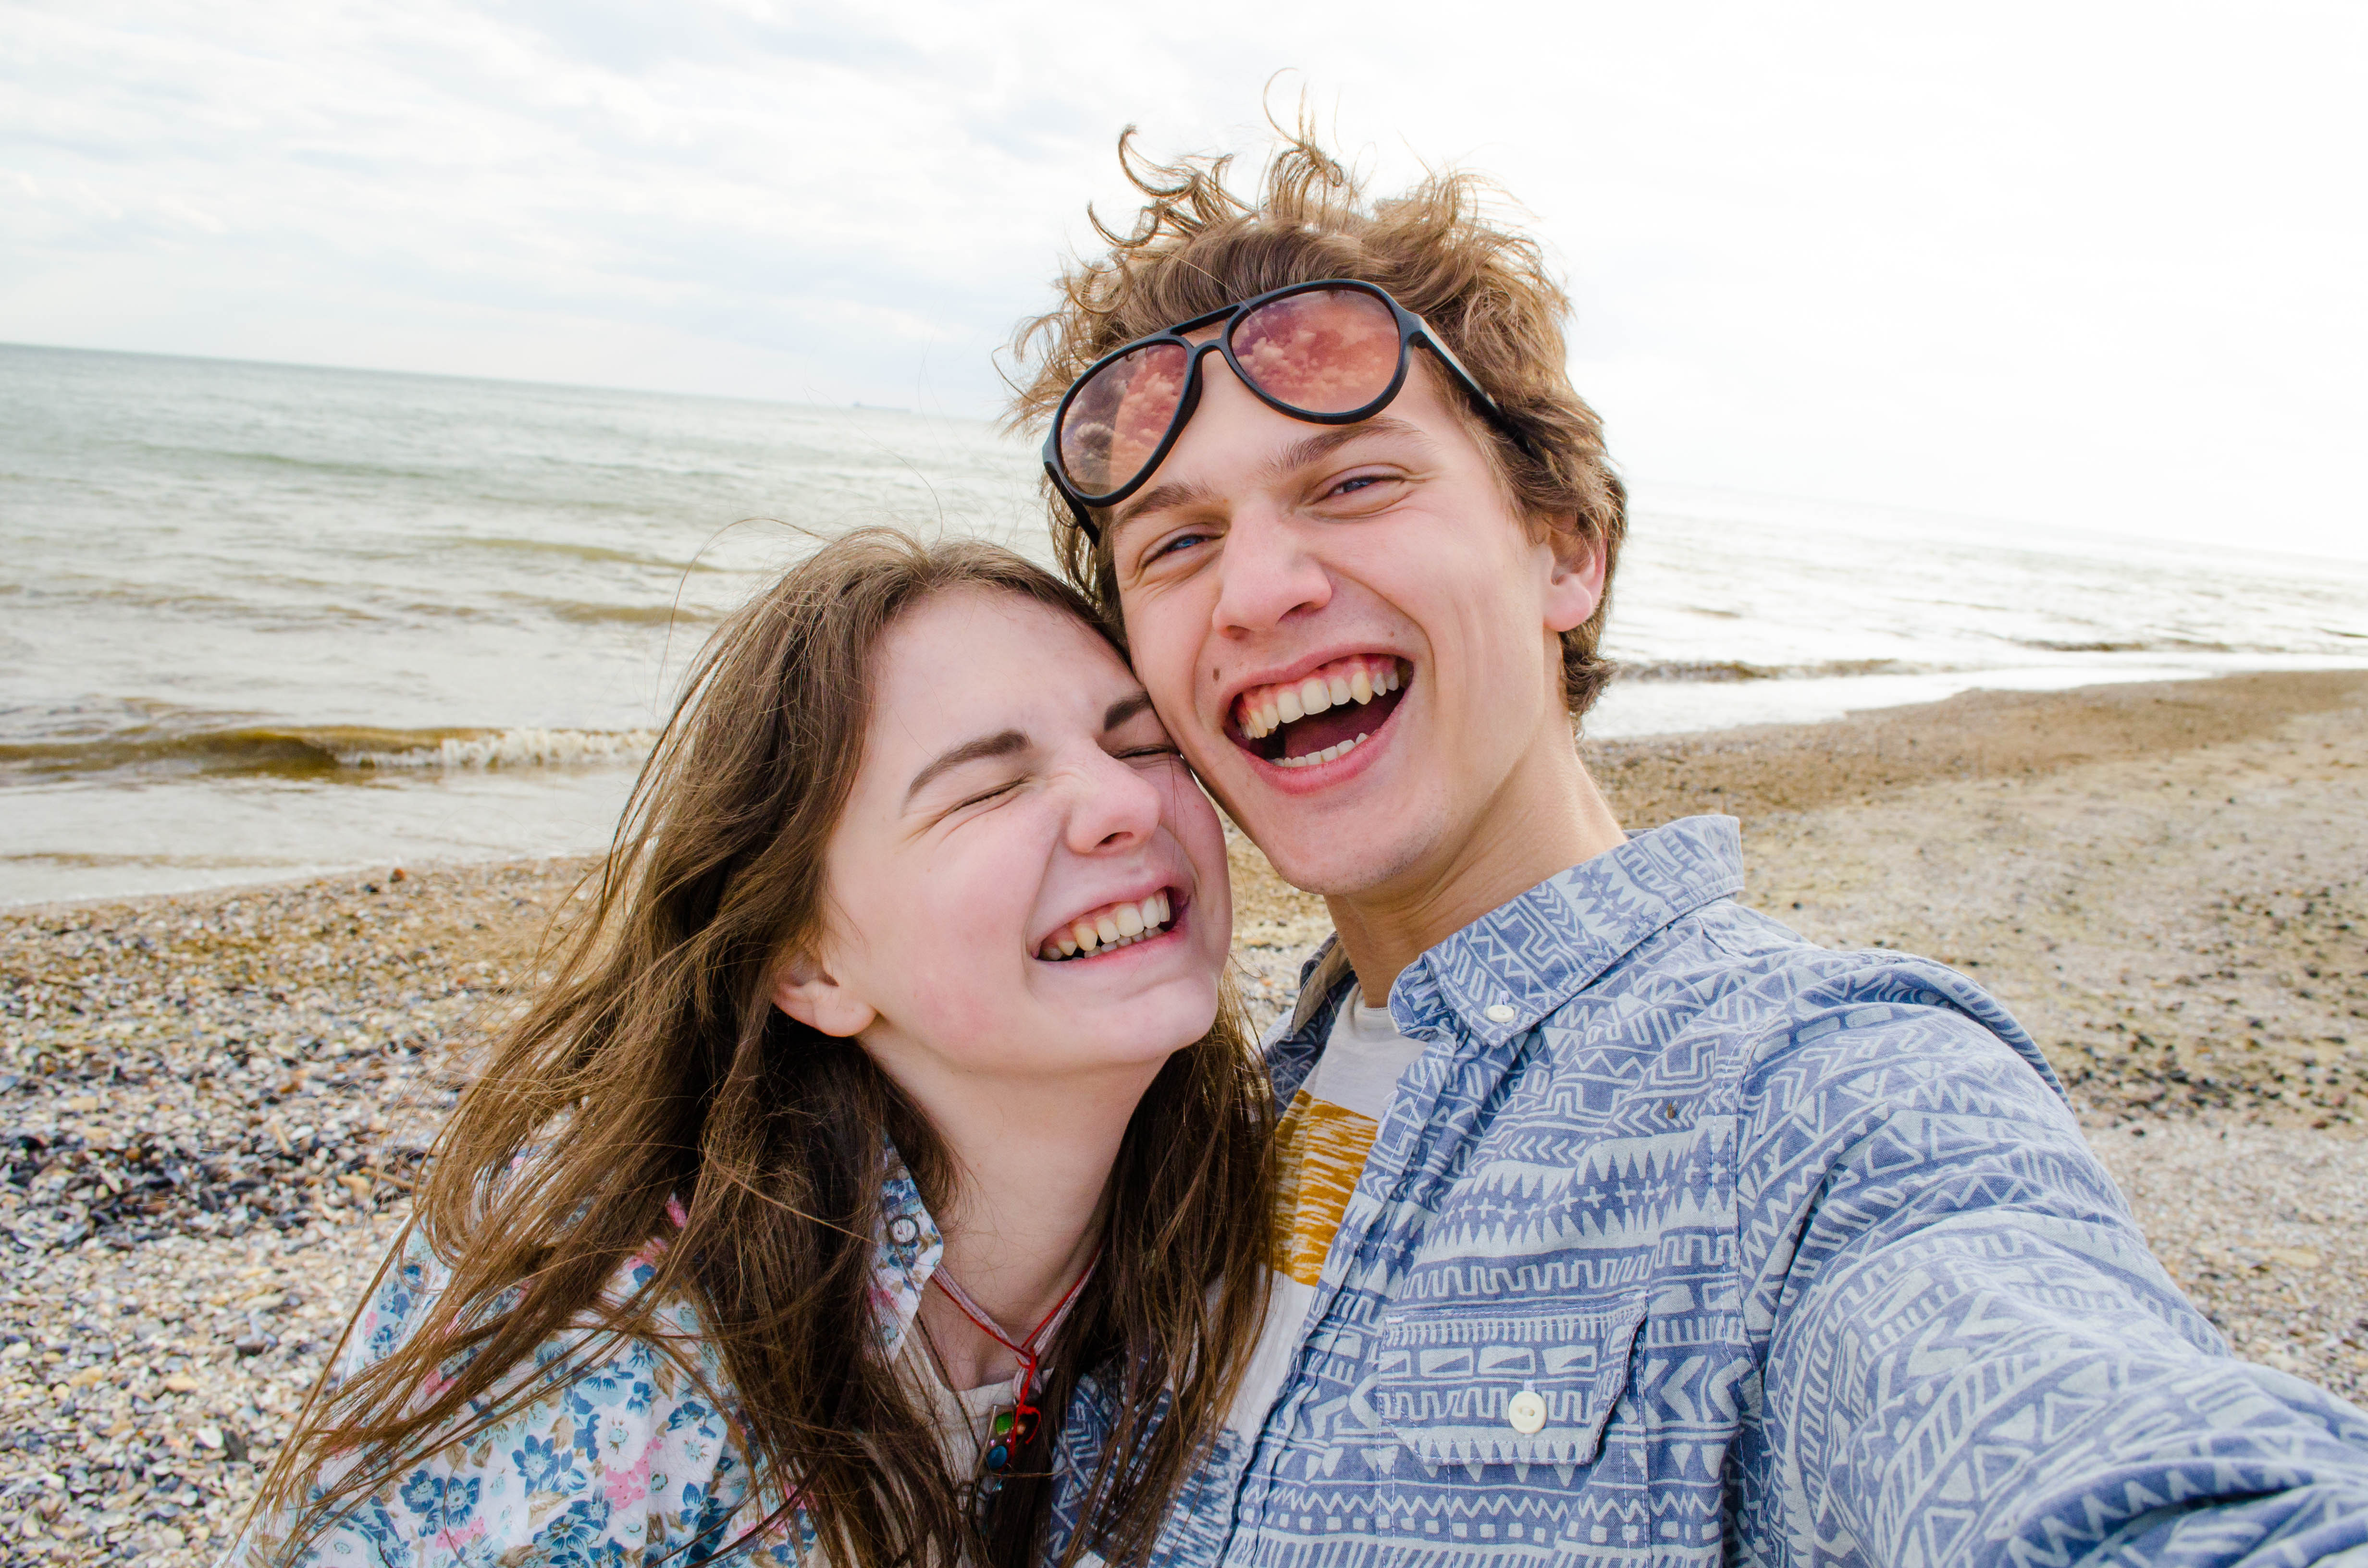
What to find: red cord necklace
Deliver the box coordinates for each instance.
[927,1250,1098,1475]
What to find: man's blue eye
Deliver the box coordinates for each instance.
[1147,532,1209,562]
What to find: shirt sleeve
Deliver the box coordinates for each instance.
[218,1228,802,1568]
[1736,995,2368,1568]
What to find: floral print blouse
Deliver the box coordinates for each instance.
[223,1159,981,1567]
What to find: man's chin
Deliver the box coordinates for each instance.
[1190,744,1430,897]
[1245,816,1431,904]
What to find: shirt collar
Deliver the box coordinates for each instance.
[1403,815,1744,1041]
[1272,816,1747,1060]
[871,1141,946,1363]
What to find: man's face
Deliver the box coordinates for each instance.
[1108,352,1603,898]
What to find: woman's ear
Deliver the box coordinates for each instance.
[771,950,876,1039]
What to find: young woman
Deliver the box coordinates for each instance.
[231,531,1272,1567]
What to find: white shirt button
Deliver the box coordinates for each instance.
[1484,1003,1517,1025]
[887,1216,919,1245]
[1506,1390,1547,1434]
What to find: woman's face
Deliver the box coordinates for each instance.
[777,587,1233,1090]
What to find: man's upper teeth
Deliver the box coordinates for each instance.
[1039,891,1172,960]
[1237,656,1400,739]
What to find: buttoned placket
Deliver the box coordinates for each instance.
[1220,986,1431,1556]
[1216,974,1541,1565]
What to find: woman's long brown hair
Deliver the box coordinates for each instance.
[247,529,1274,1567]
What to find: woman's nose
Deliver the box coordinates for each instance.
[1061,747,1166,855]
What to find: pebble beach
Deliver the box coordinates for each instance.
[6,669,2367,1564]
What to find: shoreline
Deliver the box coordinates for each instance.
[12,660,2368,914]
[5,668,2366,1563]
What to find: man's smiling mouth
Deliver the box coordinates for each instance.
[1230,655,1407,768]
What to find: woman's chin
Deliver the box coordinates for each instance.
[1015,984,1221,1077]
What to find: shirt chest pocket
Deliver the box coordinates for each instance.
[1371,1296,1647,1469]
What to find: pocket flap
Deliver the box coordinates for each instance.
[1372,1297,1646,1467]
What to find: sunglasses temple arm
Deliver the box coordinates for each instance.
[1045,461,1102,545]
[1418,336,1541,462]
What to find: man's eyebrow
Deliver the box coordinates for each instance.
[904,728,1027,804]
[1102,692,1155,732]
[1109,478,1221,538]
[1263,417,1432,481]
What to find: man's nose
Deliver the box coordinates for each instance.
[1212,503,1332,637]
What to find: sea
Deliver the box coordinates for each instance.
[5,341,2365,907]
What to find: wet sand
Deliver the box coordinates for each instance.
[6,669,2366,1562]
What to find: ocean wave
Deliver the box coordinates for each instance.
[343,727,660,769]
[540,600,722,627]
[1616,658,1919,684]
[0,723,658,784]
[2012,637,2237,654]
[452,536,733,573]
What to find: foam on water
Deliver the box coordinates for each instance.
[5,343,2364,905]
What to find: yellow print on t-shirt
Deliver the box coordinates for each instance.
[1270,1089,1382,1286]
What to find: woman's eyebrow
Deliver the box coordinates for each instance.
[1103,692,1154,732]
[904,729,1027,804]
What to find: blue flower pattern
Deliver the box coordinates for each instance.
[222,1162,949,1566]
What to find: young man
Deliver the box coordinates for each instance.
[1019,138,2368,1566]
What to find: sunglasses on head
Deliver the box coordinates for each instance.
[1041,279,1528,543]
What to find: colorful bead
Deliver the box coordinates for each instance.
[985,1443,1011,1472]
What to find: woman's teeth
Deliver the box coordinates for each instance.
[1274,731,1371,770]
[1039,891,1173,961]
[1235,656,1401,740]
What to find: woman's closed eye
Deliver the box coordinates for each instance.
[937,773,1028,820]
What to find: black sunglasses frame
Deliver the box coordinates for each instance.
[1040,278,1529,544]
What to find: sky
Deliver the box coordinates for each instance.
[4,0,2364,559]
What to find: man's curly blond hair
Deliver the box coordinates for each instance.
[1008,126,1628,719]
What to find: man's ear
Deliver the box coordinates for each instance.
[1540,518,1606,635]
[770,949,876,1039]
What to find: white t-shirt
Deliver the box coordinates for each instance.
[1224,988,1426,1442]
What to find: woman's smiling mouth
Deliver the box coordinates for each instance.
[1036,889,1183,961]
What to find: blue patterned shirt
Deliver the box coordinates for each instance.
[1050,816,2368,1568]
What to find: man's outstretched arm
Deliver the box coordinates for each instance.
[1736,999,2368,1568]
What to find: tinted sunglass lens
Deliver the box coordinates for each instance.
[1230,288,1401,414]
[1057,341,1191,498]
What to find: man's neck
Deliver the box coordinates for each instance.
[1326,739,1625,1006]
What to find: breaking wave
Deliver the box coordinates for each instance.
[1616,658,1923,684]
[0,723,658,784]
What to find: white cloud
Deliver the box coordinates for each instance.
[2,0,2362,556]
